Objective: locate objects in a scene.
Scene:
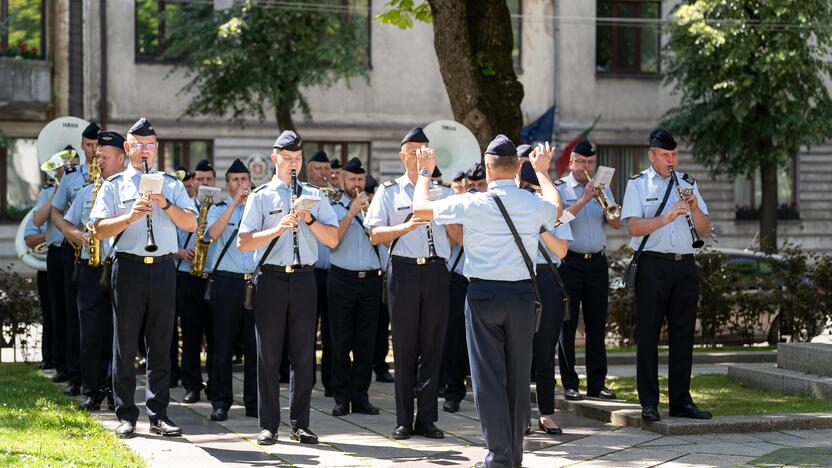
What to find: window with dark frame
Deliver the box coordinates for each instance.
[508,0,522,72]
[0,0,45,59]
[157,140,214,175]
[0,137,42,220]
[595,145,650,203]
[344,0,372,68]
[733,158,799,220]
[596,0,660,76]
[135,0,210,62]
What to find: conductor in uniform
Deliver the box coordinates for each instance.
[238,130,339,446]
[621,128,711,422]
[556,138,621,401]
[364,127,451,440]
[328,157,382,416]
[413,135,561,468]
[91,117,197,438]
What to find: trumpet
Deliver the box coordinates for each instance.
[142,157,158,252]
[584,170,620,221]
[668,166,705,249]
[321,175,342,203]
[353,187,368,217]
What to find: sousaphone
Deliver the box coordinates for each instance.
[423,120,481,179]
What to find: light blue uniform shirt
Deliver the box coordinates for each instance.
[364,175,451,260]
[330,197,381,271]
[621,165,708,255]
[33,186,64,246]
[52,163,88,212]
[446,188,481,275]
[315,241,331,270]
[24,216,45,236]
[89,163,197,256]
[432,179,557,281]
[64,182,113,260]
[556,172,614,254]
[239,179,338,267]
[204,199,256,274]
[536,221,574,266]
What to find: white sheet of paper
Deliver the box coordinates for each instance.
[197,185,222,204]
[593,166,615,187]
[139,173,164,195]
[292,194,321,211]
[558,210,576,225]
[428,188,443,202]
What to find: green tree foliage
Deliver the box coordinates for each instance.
[165,0,370,130]
[662,1,832,252]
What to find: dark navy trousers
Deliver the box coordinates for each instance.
[532,265,565,416]
[77,263,113,399]
[36,270,53,367]
[441,271,470,403]
[111,257,176,423]
[466,280,535,468]
[61,243,81,386]
[387,260,448,427]
[46,245,67,375]
[176,272,212,393]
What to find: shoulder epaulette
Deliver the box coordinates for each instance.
[630,171,647,180]
[106,173,123,182]
[382,180,395,188]
[65,166,77,174]
[215,200,228,207]
[252,184,268,193]
[162,172,178,180]
[83,181,94,187]
[554,179,565,186]
[682,173,696,185]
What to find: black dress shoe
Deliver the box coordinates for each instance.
[332,403,350,416]
[79,396,102,412]
[63,383,81,396]
[564,388,583,401]
[257,429,277,445]
[414,422,444,439]
[376,371,395,383]
[669,403,712,419]
[115,420,135,439]
[149,418,182,436]
[182,390,200,404]
[51,372,69,383]
[524,423,532,436]
[587,387,617,400]
[352,402,380,415]
[40,362,54,370]
[538,420,563,435]
[442,399,460,413]
[641,405,661,422]
[291,427,319,444]
[391,425,413,440]
[210,408,228,421]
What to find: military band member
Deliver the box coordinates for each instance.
[364,127,451,440]
[238,130,339,446]
[413,136,560,468]
[467,162,488,193]
[328,157,382,416]
[450,170,467,194]
[91,117,197,438]
[63,130,126,411]
[556,138,621,401]
[621,128,711,422]
[24,214,53,371]
[175,158,217,404]
[50,121,100,396]
[330,157,343,189]
[205,159,257,422]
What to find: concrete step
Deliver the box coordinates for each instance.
[728,363,832,400]
[599,350,775,367]
[777,342,832,377]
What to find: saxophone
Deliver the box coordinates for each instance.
[86,156,103,267]
[189,192,216,277]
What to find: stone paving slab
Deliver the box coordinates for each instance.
[777,342,832,377]
[728,362,832,400]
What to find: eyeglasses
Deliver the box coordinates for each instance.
[130,143,156,151]
[570,159,597,166]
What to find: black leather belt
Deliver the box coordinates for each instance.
[567,250,605,260]
[261,264,314,274]
[643,251,694,261]
[391,255,445,265]
[116,252,176,264]
[331,265,382,279]
[469,278,531,284]
[215,271,253,281]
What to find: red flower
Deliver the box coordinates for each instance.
[18,42,26,52]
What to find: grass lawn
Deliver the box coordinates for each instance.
[0,363,145,467]
[595,373,832,416]
[575,344,777,354]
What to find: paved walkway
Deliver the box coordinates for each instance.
[49,367,832,467]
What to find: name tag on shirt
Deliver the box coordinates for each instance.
[396,205,411,211]
[269,209,282,215]
[121,198,136,204]
[646,197,658,202]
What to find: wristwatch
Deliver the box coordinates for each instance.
[419,168,431,178]
[162,198,172,210]
[305,214,317,225]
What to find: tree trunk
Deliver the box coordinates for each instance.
[427,0,525,151]
[759,155,779,253]
[275,105,296,132]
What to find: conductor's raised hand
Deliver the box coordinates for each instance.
[416,145,436,173]
[530,142,554,173]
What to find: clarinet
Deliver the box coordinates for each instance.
[426,181,439,259]
[290,169,303,268]
[668,166,704,249]
[142,157,158,252]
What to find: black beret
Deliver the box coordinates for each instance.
[649,128,677,150]
[485,134,517,157]
[519,161,539,187]
[573,138,596,156]
[97,130,125,150]
[342,157,365,174]
[226,158,249,175]
[308,149,329,164]
[128,117,156,136]
[451,170,466,182]
[401,126,429,146]
[330,158,342,169]
[82,122,100,140]
[194,159,214,172]
[432,166,442,178]
[466,162,485,181]
[516,144,533,158]
[273,130,302,151]
[364,173,378,194]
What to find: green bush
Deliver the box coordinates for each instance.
[0,265,40,360]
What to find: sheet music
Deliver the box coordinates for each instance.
[593,166,615,187]
[139,174,164,195]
